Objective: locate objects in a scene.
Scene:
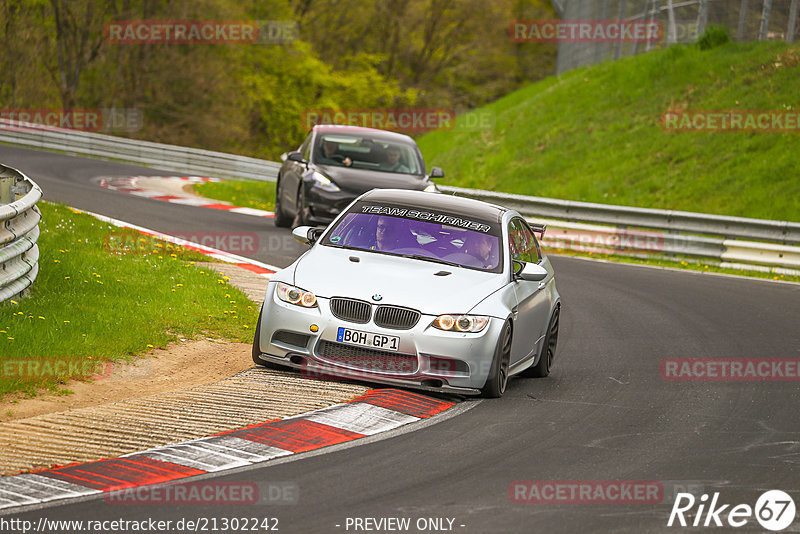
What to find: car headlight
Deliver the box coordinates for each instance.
[432,314,489,332]
[311,171,340,192]
[423,183,438,193]
[275,282,318,308]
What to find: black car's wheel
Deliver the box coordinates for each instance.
[523,305,560,378]
[481,320,512,398]
[273,177,292,228]
[292,185,309,228]
[251,307,283,370]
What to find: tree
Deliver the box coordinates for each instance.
[47,0,111,108]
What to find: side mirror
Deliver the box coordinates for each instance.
[429,167,445,179]
[287,151,306,163]
[292,226,323,246]
[528,222,547,239]
[513,261,548,282]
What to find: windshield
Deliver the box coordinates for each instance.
[312,133,424,175]
[322,204,503,273]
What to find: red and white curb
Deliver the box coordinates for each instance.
[81,207,279,276]
[99,176,275,218]
[0,389,456,510]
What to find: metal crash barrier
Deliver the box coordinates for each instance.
[0,164,42,303]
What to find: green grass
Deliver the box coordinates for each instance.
[0,202,259,400]
[417,41,800,222]
[194,179,275,211]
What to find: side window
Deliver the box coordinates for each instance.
[508,219,540,264]
[520,221,541,263]
[508,220,526,263]
[300,133,313,160]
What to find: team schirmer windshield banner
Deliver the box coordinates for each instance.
[360,205,493,234]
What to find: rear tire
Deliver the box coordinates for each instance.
[523,305,560,378]
[273,177,292,228]
[481,321,512,398]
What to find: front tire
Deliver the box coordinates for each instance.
[292,185,309,228]
[524,305,560,378]
[273,177,292,228]
[481,320,512,398]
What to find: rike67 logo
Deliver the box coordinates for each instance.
[668,490,796,531]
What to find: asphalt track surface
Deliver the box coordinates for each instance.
[3,144,800,533]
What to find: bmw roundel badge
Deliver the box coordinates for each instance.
[372,294,383,301]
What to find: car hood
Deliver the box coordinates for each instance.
[315,164,429,194]
[292,245,505,315]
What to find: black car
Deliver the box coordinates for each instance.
[274,125,444,227]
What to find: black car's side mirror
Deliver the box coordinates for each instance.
[292,226,324,246]
[287,151,306,163]
[429,167,445,179]
[310,227,325,243]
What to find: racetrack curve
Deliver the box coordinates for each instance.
[3,144,800,533]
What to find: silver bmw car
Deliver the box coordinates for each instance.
[252,189,561,397]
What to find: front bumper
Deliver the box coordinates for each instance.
[303,184,357,225]
[255,283,503,395]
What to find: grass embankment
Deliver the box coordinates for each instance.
[194,179,275,211]
[418,41,800,222]
[0,202,258,400]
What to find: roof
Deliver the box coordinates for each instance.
[359,189,507,224]
[311,124,415,142]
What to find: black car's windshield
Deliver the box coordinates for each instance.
[322,204,503,273]
[312,133,424,175]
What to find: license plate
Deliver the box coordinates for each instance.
[337,327,400,352]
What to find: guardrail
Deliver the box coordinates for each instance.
[438,187,800,273]
[1,120,798,274]
[0,119,281,182]
[437,186,800,246]
[0,164,42,303]
[531,218,800,274]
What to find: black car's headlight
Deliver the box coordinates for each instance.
[432,314,489,332]
[311,171,341,192]
[276,282,318,308]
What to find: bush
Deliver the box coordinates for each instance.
[697,25,731,50]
